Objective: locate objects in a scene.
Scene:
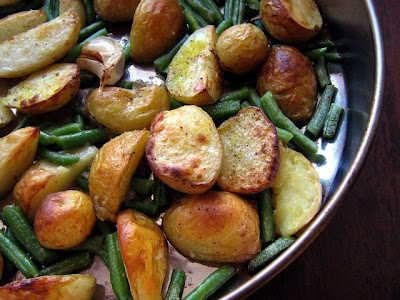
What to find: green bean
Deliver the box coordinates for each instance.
[36,121,55,130]
[82,0,96,24]
[126,199,158,216]
[306,153,326,165]
[220,87,251,102]
[170,97,185,109]
[13,115,32,131]
[185,0,217,24]
[324,52,343,62]
[38,131,56,146]
[98,249,109,267]
[0,230,39,278]
[323,103,344,139]
[232,0,245,25]
[298,39,335,51]
[248,89,262,107]
[153,176,170,207]
[42,0,54,20]
[240,100,250,109]
[246,0,259,10]
[184,265,237,300]
[75,174,89,191]
[78,20,106,43]
[121,81,134,89]
[184,8,201,32]
[41,6,53,21]
[80,70,98,87]
[276,127,294,143]
[105,232,132,300]
[216,18,232,35]
[315,56,331,89]
[304,47,328,60]
[178,0,209,27]
[37,147,80,165]
[55,128,108,149]
[224,0,234,20]
[3,205,60,266]
[306,85,337,137]
[165,269,187,300]
[154,34,189,73]
[52,0,59,18]
[74,105,87,116]
[40,252,93,276]
[260,92,318,154]
[256,189,275,244]
[201,0,224,24]
[43,122,83,136]
[63,235,104,254]
[123,38,131,61]
[130,178,155,197]
[73,113,86,130]
[202,100,241,121]
[248,237,295,272]
[253,19,265,32]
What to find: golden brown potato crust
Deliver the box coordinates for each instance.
[163,191,261,263]
[130,0,184,63]
[257,45,317,123]
[34,190,96,249]
[94,0,140,22]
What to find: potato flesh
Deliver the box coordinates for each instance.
[284,0,322,30]
[89,130,149,222]
[166,25,223,105]
[117,209,168,300]
[13,145,98,222]
[60,0,87,28]
[2,63,80,114]
[0,101,14,127]
[0,11,81,78]
[0,274,96,300]
[271,143,322,236]
[0,127,39,197]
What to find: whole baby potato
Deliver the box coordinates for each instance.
[94,0,140,22]
[163,191,261,263]
[130,0,184,63]
[34,190,96,249]
[216,24,269,74]
[257,45,317,123]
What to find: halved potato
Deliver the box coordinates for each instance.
[89,130,149,222]
[85,85,170,133]
[166,25,223,105]
[217,106,280,194]
[13,145,98,222]
[0,127,39,197]
[3,63,80,114]
[94,0,141,22]
[0,102,14,127]
[60,0,86,28]
[117,209,168,300]
[163,191,261,263]
[146,105,223,194]
[0,274,96,300]
[260,0,323,44]
[0,10,47,43]
[271,142,322,236]
[0,11,81,78]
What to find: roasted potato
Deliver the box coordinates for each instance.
[13,145,98,222]
[0,10,47,43]
[130,0,184,63]
[0,127,39,197]
[117,209,168,300]
[260,0,323,44]
[89,130,149,222]
[0,102,13,127]
[217,106,280,194]
[0,11,81,78]
[94,0,140,22]
[257,45,318,123]
[146,105,223,194]
[271,142,322,237]
[215,23,269,74]
[163,191,261,263]
[3,63,80,114]
[166,25,223,105]
[0,274,96,300]
[0,0,22,6]
[34,190,96,249]
[85,85,170,133]
[60,0,86,28]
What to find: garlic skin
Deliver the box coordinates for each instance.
[77,37,125,87]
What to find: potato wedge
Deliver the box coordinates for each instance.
[166,25,223,105]
[89,130,149,222]
[0,101,14,127]
[94,0,140,22]
[146,105,223,194]
[0,127,39,197]
[117,209,168,300]
[271,142,322,237]
[217,106,280,194]
[0,10,47,43]
[0,274,96,300]
[163,191,261,263]
[260,0,322,44]
[0,11,81,78]
[13,145,98,222]
[2,63,80,114]
[60,0,86,28]
[85,85,170,133]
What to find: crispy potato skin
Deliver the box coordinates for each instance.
[0,127,39,197]
[130,0,184,63]
[3,63,80,114]
[260,0,322,44]
[85,85,170,133]
[89,130,149,222]
[216,24,269,74]
[0,274,96,300]
[217,107,280,194]
[163,191,261,263]
[146,105,223,194]
[257,45,317,123]
[117,209,168,300]
[34,190,96,249]
[94,0,140,22]
[271,142,322,236]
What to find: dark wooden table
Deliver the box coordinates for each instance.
[250,0,400,298]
